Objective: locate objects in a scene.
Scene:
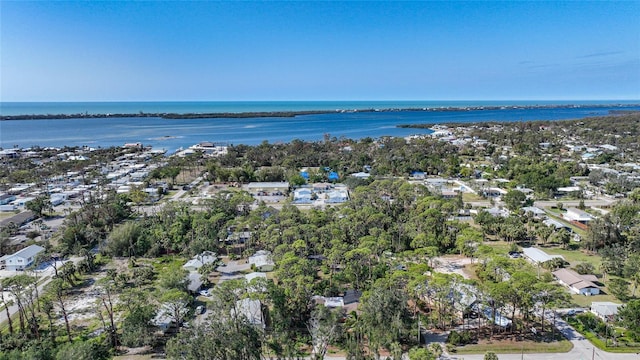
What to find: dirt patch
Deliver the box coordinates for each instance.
[434,255,473,279]
[58,273,109,326]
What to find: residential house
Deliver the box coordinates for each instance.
[183,251,218,272]
[235,298,265,329]
[564,208,594,225]
[441,190,458,199]
[522,247,565,265]
[0,194,16,205]
[246,182,290,196]
[350,172,371,179]
[482,187,508,198]
[186,272,203,294]
[543,218,572,232]
[249,250,275,272]
[552,268,600,295]
[1,244,45,271]
[225,231,252,245]
[292,188,313,204]
[410,171,426,179]
[522,206,547,219]
[0,211,35,231]
[485,207,509,218]
[590,302,622,322]
[326,189,349,203]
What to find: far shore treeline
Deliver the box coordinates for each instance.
[2,103,638,121]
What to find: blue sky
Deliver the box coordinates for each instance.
[1,1,639,101]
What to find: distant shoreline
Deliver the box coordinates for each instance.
[2,103,639,121]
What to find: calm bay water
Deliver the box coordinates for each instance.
[1,101,639,153]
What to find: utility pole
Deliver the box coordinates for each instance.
[592,346,595,360]
[417,313,421,343]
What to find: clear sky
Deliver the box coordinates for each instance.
[1,1,639,101]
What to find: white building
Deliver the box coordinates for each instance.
[552,268,600,295]
[183,251,218,272]
[235,298,265,329]
[249,250,275,272]
[292,188,313,204]
[564,208,594,224]
[1,244,45,271]
[591,302,622,322]
[326,189,349,203]
[522,247,564,265]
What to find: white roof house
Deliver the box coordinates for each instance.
[564,208,594,223]
[246,182,290,194]
[235,298,265,329]
[183,251,218,272]
[591,302,622,322]
[1,244,45,271]
[325,189,349,203]
[543,218,571,231]
[350,172,371,179]
[292,188,313,204]
[249,250,275,272]
[522,206,547,218]
[522,247,564,264]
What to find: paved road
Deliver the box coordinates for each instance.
[441,317,640,360]
[0,257,82,327]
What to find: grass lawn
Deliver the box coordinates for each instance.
[567,317,640,353]
[455,339,573,354]
[543,247,602,269]
[482,240,514,254]
[0,212,16,219]
[570,293,618,308]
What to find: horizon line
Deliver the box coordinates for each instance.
[3,99,640,103]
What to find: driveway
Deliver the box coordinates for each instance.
[216,260,251,284]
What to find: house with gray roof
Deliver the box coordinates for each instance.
[591,301,622,322]
[1,244,45,271]
[522,247,564,265]
[553,268,599,295]
[564,208,594,224]
[249,250,275,272]
[235,298,265,329]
